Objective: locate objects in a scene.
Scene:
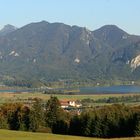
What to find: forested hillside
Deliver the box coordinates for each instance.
[0,21,140,86]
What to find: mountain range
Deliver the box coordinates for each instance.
[0,21,140,87]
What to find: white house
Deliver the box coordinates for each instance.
[60,100,82,108]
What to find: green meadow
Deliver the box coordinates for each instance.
[0,92,140,107]
[0,92,138,102]
[0,129,140,140]
[0,129,101,140]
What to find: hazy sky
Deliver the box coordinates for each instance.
[1,0,140,34]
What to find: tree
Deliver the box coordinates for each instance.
[134,113,140,136]
[52,120,68,134]
[29,98,44,132]
[45,96,64,128]
[7,104,22,130]
[20,106,31,131]
[0,112,8,129]
[80,113,92,136]
[69,115,82,136]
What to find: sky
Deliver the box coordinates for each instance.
[0,0,140,34]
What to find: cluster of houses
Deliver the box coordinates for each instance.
[15,97,82,109]
[60,100,82,109]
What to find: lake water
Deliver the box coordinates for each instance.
[1,85,140,94]
[80,85,140,94]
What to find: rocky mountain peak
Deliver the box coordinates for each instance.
[93,25,129,47]
[0,24,17,36]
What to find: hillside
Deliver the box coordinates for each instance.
[0,21,140,87]
[0,129,139,140]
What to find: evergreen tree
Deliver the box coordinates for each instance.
[7,105,21,130]
[80,113,92,136]
[45,96,63,128]
[69,115,82,136]
[20,106,31,131]
[134,113,140,136]
[52,120,68,134]
[29,98,44,132]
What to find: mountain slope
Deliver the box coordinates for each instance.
[0,21,140,87]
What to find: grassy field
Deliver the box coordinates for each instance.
[0,92,140,106]
[0,91,140,108]
[0,92,139,101]
[0,129,140,140]
[0,129,100,140]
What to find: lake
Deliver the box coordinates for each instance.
[0,85,140,94]
[80,85,140,94]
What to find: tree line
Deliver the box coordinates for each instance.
[81,95,140,105]
[0,96,140,138]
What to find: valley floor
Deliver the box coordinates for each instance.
[0,129,139,140]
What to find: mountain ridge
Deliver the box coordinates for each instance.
[0,21,140,87]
